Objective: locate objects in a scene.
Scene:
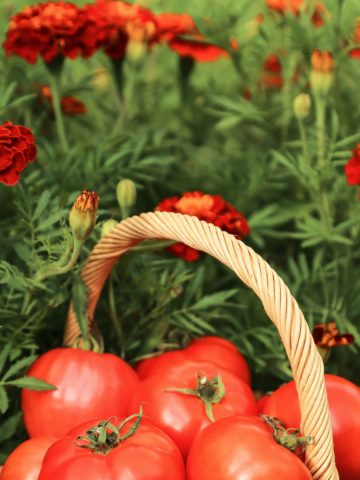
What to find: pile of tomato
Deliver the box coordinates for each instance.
[1,336,359,480]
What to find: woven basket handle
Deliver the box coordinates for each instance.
[65,211,338,480]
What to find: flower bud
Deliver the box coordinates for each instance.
[293,93,311,120]
[126,40,147,66]
[310,50,334,97]
[101,219,118,237]
[69,190,99,242]
[116,179,137,217]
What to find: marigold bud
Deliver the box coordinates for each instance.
[293,93,311,120]
[126,40,147,66]
[69,190,99,241]
[101,219,118,237]
[310,50,334,97]
[116,179,137,216]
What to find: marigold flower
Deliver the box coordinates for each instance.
[267,0,328,27]
[345,144,360,185]
[312,322,354,349]
[3,2,98,64]
[0,121,36,186]
[260,54,284,89]
[69,190,99,241]
[156,13,228,62]
[85,0,158,60]
[311,49,334,72]
[155,192,250,261]
[349,19,360,60]
[39,85,86,115]
[310,50,334,97]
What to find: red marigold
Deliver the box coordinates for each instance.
[85,0,158,60]
[267,0,328,27]
[156,13,228,62]
[312,322,354,348]
[260,53,284,89]
[3,2,98,64]
[39,85,86,115]
[349,19,360,60]
[0,121,36,186]
[155,192,250,262]
[345,144,360,185]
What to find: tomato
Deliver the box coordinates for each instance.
[263,374,360,480]
[136,335,251,385]
[256,393,271,413]
[130,359,257,457]
[1,436,58,480]
[22,348,139,437]
[187,416,312,480]
[38,414,185,480]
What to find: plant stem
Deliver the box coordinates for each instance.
[315,97,326,167]
[298,119,310,164]
[35,239,84,282]
[108,273,124,355]
[47,68,69,152]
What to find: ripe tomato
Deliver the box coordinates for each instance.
[263,374,360,480]
[38,415,185,480]
[256,393,271,413]
[22,348,139,437]
[136,335,251,385]
[1,436,58,480]
[187,416,312,480]
[130,359,257,457]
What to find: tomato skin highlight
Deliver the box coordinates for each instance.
[21,348,139,437]
[38,417,186,480]
[1,436,58,480]
[187,416,312,480]
[130,359,257,457]
[263,374,360,480]
[136,335,251,385]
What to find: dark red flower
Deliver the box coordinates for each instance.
[39,85,86,115]
[260,53,284,89]
[345,144,360,185]
[349,19,360,60]
[156,13,228,62]
[0,121,36,186]
[155,192,250,261]
[85,0,158,60]
[3,2,98,64]
[312,322,354,348]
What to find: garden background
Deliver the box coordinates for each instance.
[0,0,359,462]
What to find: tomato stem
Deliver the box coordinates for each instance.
[260,415,313,455]
[166,373,226,422]
[74,406,143,454]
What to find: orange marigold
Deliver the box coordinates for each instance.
[312,322,354,348]
[155,192,250,261]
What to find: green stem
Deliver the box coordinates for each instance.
[315,97,326,168]
[298,120,310,164]
[35,239,83,282]
[47,68,69,152]
[108,273,124,355]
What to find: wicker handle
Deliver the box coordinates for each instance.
[65,211,338,480]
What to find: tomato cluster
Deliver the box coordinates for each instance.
[1,336,359,480]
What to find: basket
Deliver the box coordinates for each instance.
[64,211,339,480]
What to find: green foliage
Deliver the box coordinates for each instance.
[1,0,360,461]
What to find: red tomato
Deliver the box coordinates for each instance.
[187,416,312,480]
[22,348,139,437]
[1,436,58,480]
[136,335,251,385]
[263,374,360,480]
[257,393,271,413]
[130,359,257,457]
[38,416,185,480]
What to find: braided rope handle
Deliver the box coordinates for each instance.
[65,211,338,480]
